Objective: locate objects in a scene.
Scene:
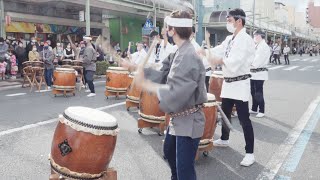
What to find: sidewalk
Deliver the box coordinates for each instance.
[0,78,23,91]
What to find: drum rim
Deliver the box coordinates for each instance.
[63,112,118,131]
[55,67,75,71]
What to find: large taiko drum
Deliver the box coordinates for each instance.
[106,67,130,93]
[53,68,76,91]
[139,91,166,124]
[49,106,119,179]
[72,60,83,67]
[31,61,44,68]
[126,73,142,104]
[209,70,224,102]
[199,93,218,149]
[62,59,73,66]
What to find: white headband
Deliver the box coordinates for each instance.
[164,16,193,27]
[83,36,92,40]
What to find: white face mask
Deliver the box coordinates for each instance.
[226,22,236,33]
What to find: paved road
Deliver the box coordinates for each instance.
[0,56,319,180]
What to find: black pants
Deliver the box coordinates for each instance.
[284,55,290,65]
[205,76,210,92]
[221,98,254,153]
[250,80,265,113]
[272,54,281,64]
[85,70,95,93]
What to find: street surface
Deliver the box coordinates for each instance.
[0,54,319,180]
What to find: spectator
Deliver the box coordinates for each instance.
[64,43,75,60]
[9,50,17,79]
[29,45,40,61]
[42,42,54,89]
[53,43,64,65]
[15,41,26,76]
[0,59,7,80]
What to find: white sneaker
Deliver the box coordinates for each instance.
[47,86,51,90]
[256,113,265,118]
[82,85,86,88]
[85,89,91,93]
[249,110,258,114]
[87,93,96,97]
[240,153,255,167]
[213,139,229,147]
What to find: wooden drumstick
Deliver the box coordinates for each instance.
[139,39,158,68]
[217,105,234,131]
[204,30,216,70]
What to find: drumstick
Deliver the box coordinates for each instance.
[217,105,234,131]
[204,30,216,70]
[139,39,158,68]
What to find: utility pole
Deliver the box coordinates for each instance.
[251,0,256,36]
[86,0,91,36]
[0,0,5,38]
[196,0,203,44]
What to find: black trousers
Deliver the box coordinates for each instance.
[250,80,265,113]
[272,54,281,64]
[85,70,95,93]
[221,98,254,153]
[205,76,210,93]
[284,55,290,64]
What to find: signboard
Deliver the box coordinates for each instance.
[143,19,153,28]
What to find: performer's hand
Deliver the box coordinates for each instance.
[134,68,145,89]
[197,49,206,57]
[120,59,134,71]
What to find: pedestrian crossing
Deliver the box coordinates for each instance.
[289,56,320,62]
[268,65,320,72]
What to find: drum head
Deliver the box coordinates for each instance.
[56,67,75,71]
[108,67,128,71]
[64,106,117,128]
[207,93,216,102]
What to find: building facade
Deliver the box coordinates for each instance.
[307,1,320,28]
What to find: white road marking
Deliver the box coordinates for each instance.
[283,66,299,71]
[35,89,52,93]
[311,59,319,62]
[291,59,299,62]
[301,58,313,62]
[269,66,285,70]
[5,93,27,97]
[0,102,125,137]
[256,96,320,180]
[298,66,314,71]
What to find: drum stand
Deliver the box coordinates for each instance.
[31,68,47,92]
[49,168,117,180]
[105,90,126,100]
[125,99,139,111]
[22,67,33,88]
[53,88,76,97]
[138,119,166,136]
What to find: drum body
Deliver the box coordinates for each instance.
[31,61,44,69]
[126,74,141,104]
[139,91,165,124]
[62,59,73,65]
[199,93,217,149]
[72,60,83,67]
[209,71,224,102]
[22,61,32,68]
[106,67,130,93]
[53,68,76,90]
[50,107,119,179]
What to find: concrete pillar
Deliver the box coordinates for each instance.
[86,0,91,36]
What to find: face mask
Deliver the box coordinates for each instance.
[19,44,23,47]
[226,22,236,33]
[0,42,3,45]
[33,48,37,51]
[32,40,36,43]
[67,46,71,49]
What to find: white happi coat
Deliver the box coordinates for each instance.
[210,28,255,102]
[251,39,270,80]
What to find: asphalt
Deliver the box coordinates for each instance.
[0,55,319,180]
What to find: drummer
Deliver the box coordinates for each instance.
[122,10,207,180]
[42,42,54,89]
[128,42,147,65]
[207,8,256,167]
[148,29,177,64]
[250,29,270,118]
[82,35,97,97]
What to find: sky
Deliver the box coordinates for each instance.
[280,0,320,12]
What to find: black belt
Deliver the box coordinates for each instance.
[250,68,268,73]
[224,74,251,83]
